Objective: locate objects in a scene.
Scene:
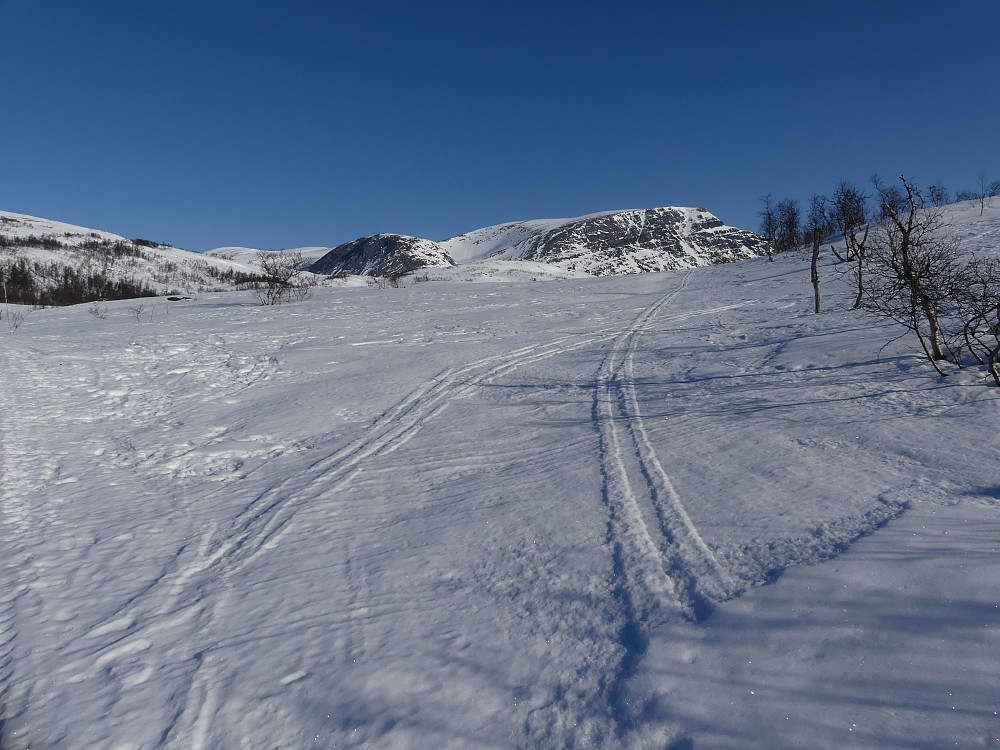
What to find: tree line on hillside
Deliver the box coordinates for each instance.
[759,174,1000,386]
[0,256,159,306]
[0,233,265,307]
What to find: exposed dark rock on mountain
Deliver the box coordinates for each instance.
[310,234,456,277]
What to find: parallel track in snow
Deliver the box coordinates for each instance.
[524,273,745,747]
[595,271,737,626]
[70,275,745,747]
[79,330,616,747]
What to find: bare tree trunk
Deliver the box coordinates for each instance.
[853,259,864,309]
[810,240,821,313]
[988,346,1000,387]
[921,297,947,361]
[850,225,870,310]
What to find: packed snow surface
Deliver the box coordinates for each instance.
[1,202,999,749]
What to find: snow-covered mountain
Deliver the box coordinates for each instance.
[440,206,769,274]
[204,245,332,268]
[2,207,766,304]
[309,207,768,278]
[309,233,456,276]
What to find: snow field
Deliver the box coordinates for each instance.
[0,208,998,748]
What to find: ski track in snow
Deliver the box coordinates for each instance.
[39,274,746,747]
[521,271,755,746]
[596,270,738,627]
[72,330,620,746]
[0,273,757,748]
[3,205,999,748]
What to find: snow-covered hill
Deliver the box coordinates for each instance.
[2,206,767,301]
[440,206,769,274]
[204,245,332,268]
[307,207,768,279]
[0,201,998,749]
[0,211,260,303]
[310,233,456,277]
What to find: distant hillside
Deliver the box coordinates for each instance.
[310,234,456,277]
[441,207,768,275]
[1,206,771,304]
[310,207,768,278]
[0,211,261,306]
[204,245,332,268]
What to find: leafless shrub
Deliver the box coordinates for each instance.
[128,303,145,323]
[971,173,1000,216]
[89,301,109,319]
[6,309,26,333]
[247,250,315,304]
[862,176,965,375]
[957,257,1000,386]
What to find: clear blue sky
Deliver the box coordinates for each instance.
[3,1,998,251]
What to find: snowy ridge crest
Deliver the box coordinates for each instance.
[312,207,768,278]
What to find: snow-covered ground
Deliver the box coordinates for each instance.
[1,204,998,749]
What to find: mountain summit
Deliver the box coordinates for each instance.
[309,234,456,277]
[442,207,768,274]
[309,207,768,277]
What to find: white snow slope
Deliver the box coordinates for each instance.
[1,202,999,749]
[439,211,622,262]
[205,246,333,269]
[439,207,763,275]
[0,211,260,294]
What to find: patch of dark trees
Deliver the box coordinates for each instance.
[0,233,265,307]
[0,256,158,306]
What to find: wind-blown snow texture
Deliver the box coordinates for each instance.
[0,202,998,749]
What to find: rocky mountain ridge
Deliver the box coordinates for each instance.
[1,206,768,307]
[311,207,767,277]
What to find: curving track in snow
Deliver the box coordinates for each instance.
[596,270,738,626]
[524,272,750,748]
[76,331,617,747]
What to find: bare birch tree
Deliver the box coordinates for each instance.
[759,194,778,261]
[807,194,827,313]
[862,175,965,374]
